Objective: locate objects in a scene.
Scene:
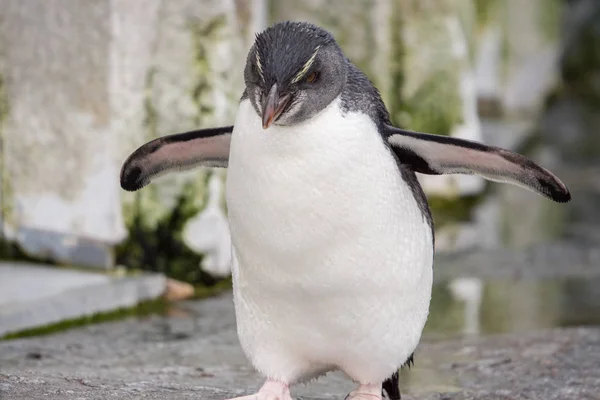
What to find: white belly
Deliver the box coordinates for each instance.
[225,98,433,383]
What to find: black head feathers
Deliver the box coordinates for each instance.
[252,21,337,88]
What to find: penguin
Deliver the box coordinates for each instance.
[120,21,571,400]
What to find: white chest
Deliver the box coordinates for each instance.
[225,98,432,284]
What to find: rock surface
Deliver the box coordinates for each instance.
[0,0,245,268]
[1,293,598,400]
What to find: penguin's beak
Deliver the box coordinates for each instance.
[262,83,291,129]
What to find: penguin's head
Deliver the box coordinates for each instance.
[244,21,348,129]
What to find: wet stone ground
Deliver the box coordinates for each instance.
[0,291,599,400]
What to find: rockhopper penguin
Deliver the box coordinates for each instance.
[120,21,571,400]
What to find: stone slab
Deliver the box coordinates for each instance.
[0,263,166,336]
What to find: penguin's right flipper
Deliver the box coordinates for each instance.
[120,126,232,192]
[383,124,571,203]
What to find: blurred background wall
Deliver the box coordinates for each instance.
[0,0,598,284]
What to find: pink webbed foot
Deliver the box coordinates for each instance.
[345,383,383,400]
[225,380,293,400]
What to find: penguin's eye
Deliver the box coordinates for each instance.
[306,71,318,83]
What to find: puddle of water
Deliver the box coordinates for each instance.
[424,276,600,340]
[391,275,600,395]
[398,363,464,397]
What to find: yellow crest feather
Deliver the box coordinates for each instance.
[291,46,320,84]
[256,52,264,81]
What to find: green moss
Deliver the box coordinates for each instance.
[116,180,221,286]
[189,16,227,126]
[428,188,489,228]
[474,0,500,28]
[118,19,232,287]
[538,0,563,44]
[389,8,464,135]
[1,298,168,341]
[397,71,463,135]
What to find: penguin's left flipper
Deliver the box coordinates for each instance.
[120,126,232,192]
[384,124,571,203]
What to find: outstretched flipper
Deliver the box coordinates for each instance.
[120,126,233,191]
[383,125,571,203]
